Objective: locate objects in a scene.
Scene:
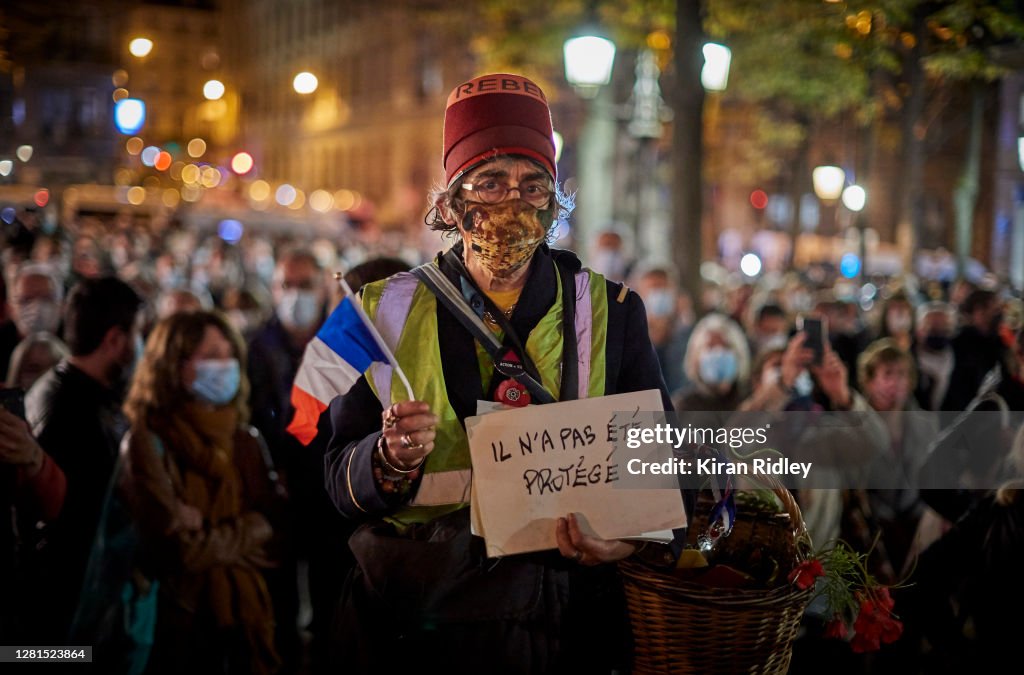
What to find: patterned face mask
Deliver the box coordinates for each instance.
[462,199,553,278]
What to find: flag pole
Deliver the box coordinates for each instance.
[334,273,415,402]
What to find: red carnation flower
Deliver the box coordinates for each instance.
[787,559,825,590]
[824,615,848,640]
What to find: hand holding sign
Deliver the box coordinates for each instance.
[466,389,686,557]
[556,512,637,565]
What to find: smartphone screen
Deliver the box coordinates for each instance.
[798,316,827,365]
[0,387,26,420]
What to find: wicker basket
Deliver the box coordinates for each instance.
[619,477,814,675]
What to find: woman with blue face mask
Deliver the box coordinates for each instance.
[673,313,751,412]
[121,311,284,675]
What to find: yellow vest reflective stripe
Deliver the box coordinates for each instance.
[360,264,609,523]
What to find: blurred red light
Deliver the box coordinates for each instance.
[154,151,172,171]
[34,189,49,207]
[750,189,768,210]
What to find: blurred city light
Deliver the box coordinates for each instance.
[181,164,200,184]
[740,253,762,277]
[162,188,181,207]
[126,137,144,155]
[309,189,333,212]
[293,72,318,94]
[1,207,15,224]
[289,189,306,210]
[126,186,146,205]
[563,36,616,88]
[0,160,12,177]
[203,79,225,100]
[154,151,172,171]
[143,176,161,189]
[16,145,33,162]
[749,189,769,210]
[181,185,201,202]
[812,165,846,201]
[840,253,861,279]
[276,183,297,206]
[187,139,206,159]
[249,180,271,201]
[112,88,130,103]
[553,131,564,163]
[230,151,254,175]
[701,43,732,91]
[333,189,356,211]
[169,161,185,181]
[112,69,129,87]
[129,38,153,58]
[200,166,222,188]
[1018,137,1024,172]
[141,146,160,167]
[33,189,49,207]
[218,219,244,243]
[842,184,867,212]
[114,99,146,134]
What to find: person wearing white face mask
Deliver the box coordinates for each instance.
[673,313,750,412]
[1,264,64,382]
[634,267,693,395]
[878,291,915,352]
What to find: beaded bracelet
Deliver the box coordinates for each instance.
[376,435,424,474]
[372,436,422,495]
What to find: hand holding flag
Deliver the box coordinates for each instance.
[287,274,413,445]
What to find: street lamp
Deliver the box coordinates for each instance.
[812,164,846,239]
[812,165,846,201]
[129,38,153,58]
[841,184,866,212]
[293,72,318,95]
[563,35,616,96]
[203,79,225,101]
[701,43,732,92]
[842,184,868,280]
[564,29,617,256]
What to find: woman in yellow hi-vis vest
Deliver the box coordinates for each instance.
[324,74,672,673]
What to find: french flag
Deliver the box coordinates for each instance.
[287,284,401,445]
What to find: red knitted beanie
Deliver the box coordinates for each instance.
[443,74,556,187]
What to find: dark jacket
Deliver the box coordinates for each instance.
[248,316,306,463]
[941,326,1004,411]
[900,491,1024,670]
[0,319,19,382]
[23,360,127,642]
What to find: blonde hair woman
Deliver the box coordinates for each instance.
[123,310,280,675]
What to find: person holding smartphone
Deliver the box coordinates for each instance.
[0,396,67,643]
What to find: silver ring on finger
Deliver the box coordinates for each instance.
[571,550,583,563]
[401,432,414,449]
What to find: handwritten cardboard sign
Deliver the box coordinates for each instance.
[466,389,686,557]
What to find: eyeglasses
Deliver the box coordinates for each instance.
[461,179,552,208]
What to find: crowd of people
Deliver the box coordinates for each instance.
[1,70,1023,674]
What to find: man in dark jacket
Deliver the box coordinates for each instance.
[23,277,143,642]
[941,289,1005,411]
[247,248,326,671]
